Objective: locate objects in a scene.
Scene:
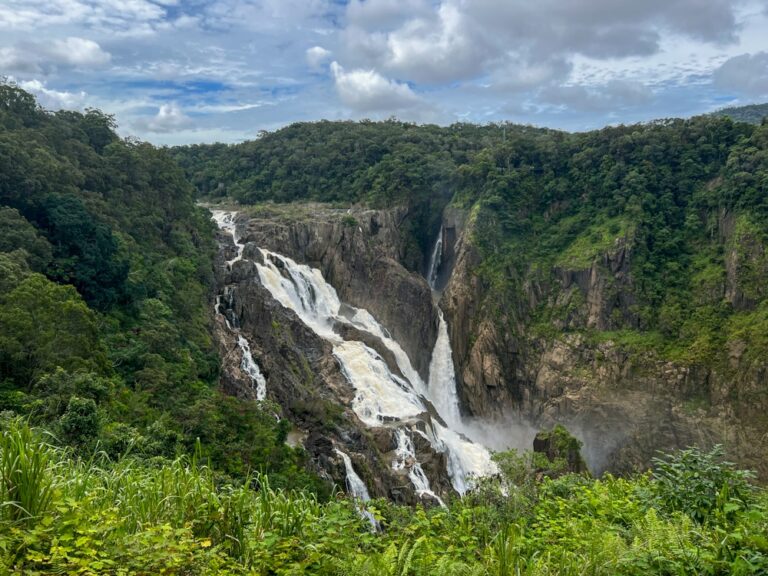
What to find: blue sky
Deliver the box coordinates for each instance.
[2,0,767,144]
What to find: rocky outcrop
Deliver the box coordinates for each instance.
[239,205,438,379]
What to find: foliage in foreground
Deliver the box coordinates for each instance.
[2,419,767,576]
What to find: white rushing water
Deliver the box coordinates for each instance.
[334,448,371,501]
[426,226,443,291]
[211,209,495,496]
[424,230,499,492]
[334,448,378,529]
[211,210,268,401]
[428,310,462,427]
[254,247,494,494]
[211,210,245,266]
[393,429,446,507]
[238,335,267,401]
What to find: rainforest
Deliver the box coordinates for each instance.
[1,83,768,575]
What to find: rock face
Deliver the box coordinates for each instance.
[533,425,589,475]
[440,207,768,479]
[212,200,768,494]
[211,207,452,503]
[239,205,438,380]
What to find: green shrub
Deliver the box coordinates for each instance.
[652,445,755,524]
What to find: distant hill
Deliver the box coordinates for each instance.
[712,102,768,124]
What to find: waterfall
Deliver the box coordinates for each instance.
[334,448,378,529]
[424,230,499,493]
[211,210,268,401]
[393,429,446,507]
[334,448,372,500]
[428,310,462,427]
[426,227,443,290]
[211,210,246,266]
[211,209,495,497]
[252,246,494,495]
[238,335,267,401]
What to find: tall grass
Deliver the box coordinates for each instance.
[1,418,766,575]
[0,418,58,526]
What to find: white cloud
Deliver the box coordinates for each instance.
[0,37,110,73]
[0,0,166,32]
[713,51,768,97]
[342,0,750,88]
[50,37,111,66]
[384,3,489,84]
[133,103,193,133]
[330,61,423,112]
[16,78,88,109]
[306,46,331,70]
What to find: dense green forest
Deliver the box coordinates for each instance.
[3,86,768,574]
[456,116,768,363]
[713,103,768,125]
[172,121,554,256]
[0,83,317,489]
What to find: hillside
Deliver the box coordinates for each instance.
[713,102,768,125]
[176,114,768,479]
[0,83,318,489]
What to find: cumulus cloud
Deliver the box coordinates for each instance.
[713,51,768,97]
[384,4,490,84]
[330,61,423,112]
[15,78,88,109]
[133,103,193,133]
[306,46,331,70]
[342,0,745,87]
[0,37,110,73]
[50,37,111,66]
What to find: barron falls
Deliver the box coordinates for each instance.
[211,206,496,502]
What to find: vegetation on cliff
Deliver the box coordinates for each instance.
[458,116,768,370]
[175,110,768,375]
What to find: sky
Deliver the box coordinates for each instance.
[1,0,768,145]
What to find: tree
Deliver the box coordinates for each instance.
[0,274,108,386]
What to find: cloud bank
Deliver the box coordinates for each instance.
[1,0,766,143]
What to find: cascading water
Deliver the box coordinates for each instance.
[334,448,378,529]
[211,209,495,497]
[334,448,372,501]
[426,226,443,291]
[428,311,462,427]
[212,210,246,265]
[393,429,446,507]
[211,210,268,401]
[424,230,499,492]
[238,335,267,401]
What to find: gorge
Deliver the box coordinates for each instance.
[208,190,768,501]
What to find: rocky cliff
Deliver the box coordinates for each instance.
[440,206,768,478]
[211,199,768,494]
[211,206,453,503]
[237,204,438,379]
